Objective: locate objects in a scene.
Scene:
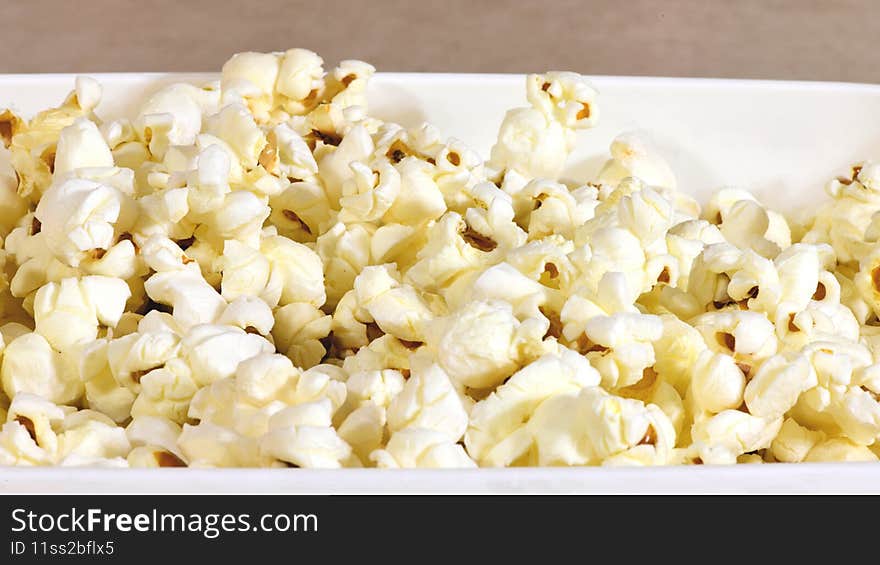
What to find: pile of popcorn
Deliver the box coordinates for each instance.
[2,49,880,469]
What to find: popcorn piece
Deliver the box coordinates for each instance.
[178,422,266,467]
[804,438,878,462]
[1,333,81,405]
[354,264,434,342]
[35,177,135,268]
[272,302,332,369]
[56,410,130,464]
[690,410,783,465]
[371,428,477,469]
[596,132,675,190]
[33,276,131,352]
[387,363,469,442]
[465,349,600,466]
[260,401,353,468]
[490,108,570,180]
[743,354,817,419]
[425,300,537,389]
[137,83,219,160]
[526,71,600,130]
[54,118,114,176]
[689,350,746,414]
[179,324,274,387]
[143,267,226,329]
[770,418,824,463]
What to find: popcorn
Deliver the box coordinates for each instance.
[384,157,447,225]
[7,47,880,471]
[54,118,114,176]
[137,83,219,160]
[353,264,434,342]
[276,48,325,113]
[465,349,600,466]
[339,162,400,223]
[179,324,274,387]
[387,363,469,442]
[178,422,266,467]
[527,386,676,466]
[33,276,131,352]
[260,401,353,468]
[804,438,878,462]
[596,132,675,190]
[272,302,332,369]
[371,428,476,469]
[4,78,102,200]
[35,177,135,268]
[689,350,746,414]
[770,417,824,463]
[259,235,326,308]
[490,108,570,180]
[690,410,783,465]
[55,409,130,464]
[1,333,81,405]
[743,353,816,419]
[424,299,540,389]
[526,71,599,130]
[143,266,226,329]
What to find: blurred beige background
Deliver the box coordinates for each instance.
[1,0,878,82]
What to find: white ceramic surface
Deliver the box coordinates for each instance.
[2,73,880,493]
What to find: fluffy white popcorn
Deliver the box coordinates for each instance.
[689,350,746,414]
[220,51,280,122]
[143,266,226,329]
[4,393,67,461]
[465,349,600,466]
[490,108,570,180]
[317,124,374,203]
[217,295,275,335]
[596,131,675,190]
[692,310,778,366]
[424,299,542,389]
[35,177,135,268]
[354,264,434,342]
[690,410,783,465]
[2,333,81,405]
[178,421,266,467]
[582,313,663,389]
[743,353,817,418]
[179,324,274,387]
[53,118,114,177]
[260,401,353,468]
[136,83,219,159]
[276,48,325,112]
[55,409,130,464]
[371,428,476,469]
[9,48,880,471]
[339,162,401,223]
[804,438,878,462]
[33,276,131,352]
[384,157,447,225]
[126,415,184,463]
[526,71,599,130]
[260,235,326,308]
[770,417,824,463]
[386,363,469,442]
[527,386,676,466]
[272,302,332,369]
[269,181,331,241]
